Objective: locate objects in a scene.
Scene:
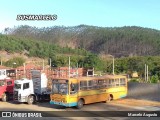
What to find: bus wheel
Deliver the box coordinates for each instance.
[108,94,113,102]
[105,94,113,103]
[2,93,8,102]
[77,99,84,109]
[27,95,35,104]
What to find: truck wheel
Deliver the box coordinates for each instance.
[2,93,8,102]
[27,95,35,104]
[76,99,84,109]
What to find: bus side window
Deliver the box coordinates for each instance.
[80,81,87,90]
[93,80,98,89]
[120,78,126,86]
[115,79,119,86]
[98,80,105,88]
[97,80,102,89]
[105,79,108,88]
[111,79,114,86]
[88,80,94,90]
[102,79,106,88]
[97,80,101,88]
[108,79,112,87]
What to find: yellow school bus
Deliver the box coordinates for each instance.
[50,75,127,109]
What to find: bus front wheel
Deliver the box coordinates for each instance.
[77,99,84,109]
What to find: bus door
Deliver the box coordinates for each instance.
[69,80,78,104]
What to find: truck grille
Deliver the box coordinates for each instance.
[14,91,18,100]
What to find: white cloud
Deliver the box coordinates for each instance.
[0,20,17,33]
[0,24,6,33]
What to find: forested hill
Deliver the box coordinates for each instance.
[4,25,160,57]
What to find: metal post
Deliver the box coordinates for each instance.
[0,59,1,65]
[93,68,94,76]
[113,57,114,75]
[69,56,70,78]
[23,63,26,78]
[77,63,78,77]
[145,64,146,82]
[50,58,51,70]
[43,59,44,71]
[147,65,148,82]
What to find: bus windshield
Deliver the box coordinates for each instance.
[14,84,21,89]
[52,80,68,95]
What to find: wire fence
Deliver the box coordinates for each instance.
[127,82,160,102]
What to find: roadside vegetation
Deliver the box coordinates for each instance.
[1,25,160,83]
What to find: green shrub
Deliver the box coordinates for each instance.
[150,75,159,83]
[130,78,139,82]
[4,57,25,68]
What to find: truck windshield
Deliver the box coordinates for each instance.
[52,80,68,95]
[14,84,21,89]
[0,80,5,86]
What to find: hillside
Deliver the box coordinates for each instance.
[0,51,47,65]
[0,34,90,58]
[4,25,160,57]
[0,34,103,70]
[1,31,160,82]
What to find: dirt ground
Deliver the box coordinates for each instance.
[0,98,159,111]
[0,98,160,120]
[112,98,160,107]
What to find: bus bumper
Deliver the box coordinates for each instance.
[50,101,77,107]
[120,94,127,98]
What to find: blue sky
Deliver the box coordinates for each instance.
[0,0,160,32]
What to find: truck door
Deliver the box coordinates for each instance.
[22,82,30,97]
[6,80,14,94]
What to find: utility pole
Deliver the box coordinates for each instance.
[49,58,51,70]
[147,65,148,82]
[76,63,78,77]
[23,63,26,77]
[68,56,70,78]
[145,64,149,83]
[0,59,2,66]
[145,64,146,82]
[113,56,114,75]
[43,59,44,71]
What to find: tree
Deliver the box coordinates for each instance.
[4,57,25,68]
[83,54,99,68]
[150,75,159,83]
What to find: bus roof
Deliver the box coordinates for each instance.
[102,74,127,79]
[52,74,127,81]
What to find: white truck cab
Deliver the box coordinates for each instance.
[14,78,34,103]
[14,70,50,104]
